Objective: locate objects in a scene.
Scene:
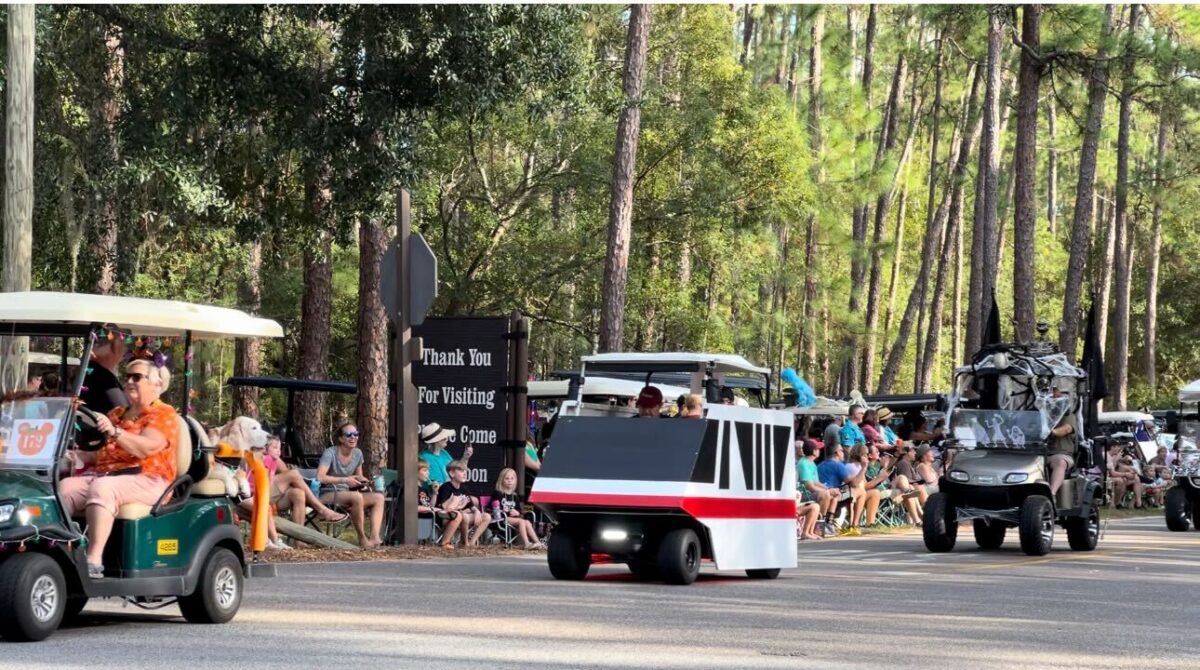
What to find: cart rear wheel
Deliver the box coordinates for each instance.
[1018,495,1055,556]
[657,528,701,585]
[922,492,958,553]
[1066,505,1100,551]
[547,530,591,580]
[0,553,66,641]
[178,547,243,624]
[1164,487,1190,532]
[745,568,780,580]
[972,520,1006,550]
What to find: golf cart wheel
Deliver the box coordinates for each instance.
[1018,495,1055,556]
[627,560,660,580]
[657,528,701,585]
[547,530,591,581]
[0,552,67,642]
[745,568,781,580]
[922,492,958,553]
[1066,504,1100,551]
[178,547,243,624]
[1164,487,1190,532]
[972,520,1006,550]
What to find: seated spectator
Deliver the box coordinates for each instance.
[417,460,437,514]
[796,441,834,537]
[891,445,929,511]
[865,445,922,525]
[905,412,943,444]
[1107,443,1143,509]
[435,460,490,547]
[822,416,846,454]
[861,409,884,447]
[719,386,736,405]
[259,435,347,527]
[914,444,940,495]
[680,393,705,419]
[839,406,867,449]
[317,422,385,548]
[40,372,60,396]
[1147,447,1172,480]
[795,496,822,541]
[877,407,901,449]
[419,422,474,485]
[817,444,866,534]
[846,445,884,529]
[490,468,544,549]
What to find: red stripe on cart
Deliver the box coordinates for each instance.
[530,491,794,519]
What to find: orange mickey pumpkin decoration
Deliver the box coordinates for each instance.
[17,422,54,457]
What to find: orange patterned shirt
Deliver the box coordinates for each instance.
[96,400,179,482]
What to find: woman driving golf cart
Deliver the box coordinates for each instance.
[61,358,178,579]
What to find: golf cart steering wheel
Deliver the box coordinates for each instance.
[74,405,109,451]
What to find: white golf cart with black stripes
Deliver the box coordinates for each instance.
[530,353,797,585]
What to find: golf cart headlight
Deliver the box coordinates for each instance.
[1003,473,1029,484]
[16,508,32,526]
[599,528,628,542]
[948,470,969,482]
[0,503,13,524]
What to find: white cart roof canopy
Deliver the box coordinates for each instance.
[1098,411,1155,424]
[1180,379,1200,403]
[28,352,81,366]
[0,291,283,339]
[528,377,692,401]
[581,352,770,376]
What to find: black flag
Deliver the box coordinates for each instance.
[983,291,1003,346]
[1081,299,1108,436]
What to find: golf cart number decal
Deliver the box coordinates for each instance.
[157,539,179,555]
[0,418,62,466]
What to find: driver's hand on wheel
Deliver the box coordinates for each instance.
[94,413,116,437]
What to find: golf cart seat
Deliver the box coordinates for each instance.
[186,416,234,498]
[115,414,195,520]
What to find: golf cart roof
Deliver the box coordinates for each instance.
[788,396,851,416]
[1098,411,1154,423]
[528,376,692,401]
[227,376,356,394]
[581,352,770,376]
[956,345,1085,379]
[1180,379,1200,403]
[555,369,767,391]
[0,291,283,339]
[28,352,81,366]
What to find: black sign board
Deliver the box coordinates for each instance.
[412,317,509,495]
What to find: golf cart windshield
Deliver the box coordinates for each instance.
[948,409,1050,450]
[0,396,73,470]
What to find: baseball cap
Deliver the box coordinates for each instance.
[636,385,663,408]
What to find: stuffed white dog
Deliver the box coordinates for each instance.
[210,417,271,498]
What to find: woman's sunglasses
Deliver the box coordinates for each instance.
[124,372,146,383]
[342,431,360,439]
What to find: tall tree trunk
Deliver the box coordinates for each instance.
[1112,3,1140,410]
[356,216,390,478]
[884,182,907,336]
[1059,5,1114,355]
[740,3,754,66]
[232,238,263,418]
[294,161,334,454]
[912,33,946,385]
[776,8,791,85]
[799,8,824,375]
[1012,4,1042,343]
[920,63,983,391]
[966,7,1005,355]
[845,7,880,391]
[879,61,982,393]
[1145,107,1170,400]
[3,4,33,296]
[90,22,123,295]
[1096,191,1116,358]
[598,4,652,352]
[1046,92,1058,236]
[863,63,920,389]
[952,202,964,365]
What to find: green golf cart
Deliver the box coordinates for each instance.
[0,291,282,641]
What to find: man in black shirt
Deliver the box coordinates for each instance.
[80,338,128,414]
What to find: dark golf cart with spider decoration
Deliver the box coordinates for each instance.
[1164,379,1200,531]
[923,332,1105,556]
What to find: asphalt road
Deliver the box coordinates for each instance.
[4,516,1198,670]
